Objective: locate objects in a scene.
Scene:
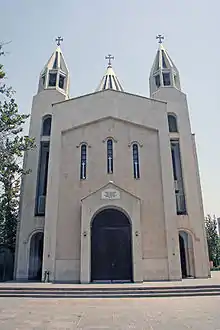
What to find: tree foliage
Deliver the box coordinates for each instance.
[0,43,35,253]
[205,214,220,267]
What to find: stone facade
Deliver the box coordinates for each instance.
[15,42,210,283]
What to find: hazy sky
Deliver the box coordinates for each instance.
[1,0,219,215]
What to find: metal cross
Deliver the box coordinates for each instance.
[55,36,63,46]
[156,34,164,44]
[105,54,114,66]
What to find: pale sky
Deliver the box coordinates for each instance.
[1,0,219,215]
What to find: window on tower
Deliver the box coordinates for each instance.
[162,50,167,68]
[132,144,140,179]
[155,75,160,88]
[42,115,52,136]
[59,75,65,89]
[168,114,178,133]
[80,144,87,180]
[174,75,178,87]
[163,73,171,86]
[48,72,57,87]
[42,74,45,87]
[35,141,50,215]
[107,139,113,174]
[170,140,187,215]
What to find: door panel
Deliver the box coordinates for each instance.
[91,209,132,282]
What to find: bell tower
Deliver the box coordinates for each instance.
[15,37,70,281]
[38,37,69,97]
[149,35,181,97]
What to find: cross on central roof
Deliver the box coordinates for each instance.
[55,36,63,46]
[105,54,114,66]
[156,34,164,44]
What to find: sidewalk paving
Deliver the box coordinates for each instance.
[0,272,219,329]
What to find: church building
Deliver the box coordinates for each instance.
[15,36,210,283]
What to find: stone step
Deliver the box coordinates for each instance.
[0,291,220,298]
[0,286,220,298]
[1,284,220,292]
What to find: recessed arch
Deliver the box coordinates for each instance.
[102,136,118,143]
[91,208,133,282]
[90,204,132,228]
[28,231,44,281]
[128,140,143,148]
[179,230,195,278]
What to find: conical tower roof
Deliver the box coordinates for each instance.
[149,35,181,96]
[40,45,68,75]
[38,37,69,96]
[96,55,124,92]
[150,43,179,77]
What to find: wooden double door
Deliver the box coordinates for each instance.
[91,209,132,282]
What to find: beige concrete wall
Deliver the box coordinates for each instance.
[44,90,180,282]
[153,87,209,278]
[17,87,209,283]
[15,89,66,280]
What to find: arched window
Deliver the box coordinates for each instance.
[42,116,52,136]
[80,144,87,180]
[168,114,178,133]
[107,139,113,174]
[132,144,140,179]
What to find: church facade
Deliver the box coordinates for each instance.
[15,37,210,283]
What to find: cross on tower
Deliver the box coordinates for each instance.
[105,54,114,66]
[156,34,164,44]
[55,36,63,46]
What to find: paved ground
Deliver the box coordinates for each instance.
[0,296,220,329]
[0,272,219,329]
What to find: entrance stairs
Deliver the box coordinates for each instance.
[1,273,220,298]
[0,284,220,298]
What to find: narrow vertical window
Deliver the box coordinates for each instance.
[59,75,65,89]
[48,72,57,87]
[168,114,178,133]
[133,144,140,179]
[107,139,113,174]
[163,73,171,86]
[80,144,87,180]
[35,142,50,215]
[42,115,52,136]
[170,140,187,214]
[155,75,160,88]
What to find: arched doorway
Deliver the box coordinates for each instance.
[91,208,132,282]
[28,232,44,281]
[179,231,195,278]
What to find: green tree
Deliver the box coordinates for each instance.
[0,43,35,254]
[205,214,220,267]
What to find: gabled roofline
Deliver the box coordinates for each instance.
[52,88,167,107]
[81,181,141,201]
[61,115,159,135]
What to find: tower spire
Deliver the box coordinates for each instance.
[149,36,181,96]
[96,54,124,92]
[38,38,69,96]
